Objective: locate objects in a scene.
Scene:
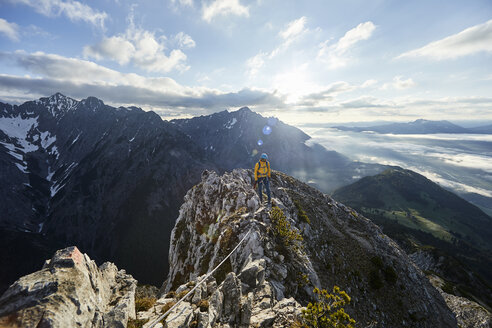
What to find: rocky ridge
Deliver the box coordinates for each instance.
[0,246,136,327]
[0,93,385,291]
[137,169,456,327]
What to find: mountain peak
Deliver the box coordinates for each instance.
[80,96,105,110]
[237,106,252,113]
[413,119,451,124]
[157,168,456,327]
[38,93,78,118]
[49,92,66,100]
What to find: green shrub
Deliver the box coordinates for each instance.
[161,300,177,314]
[176,289,190,300]
[301,286,356,328]
[442,281,454,294]
[198,299,209,312]
[127,318,149,328]
[383,265,398,284]
[135,297,156,312]
[158,300,178,325]
[297,272,310,287]
[270,206,303,252]
[369,269,383,290]
[165,291,176,299]
[293,199,311,224]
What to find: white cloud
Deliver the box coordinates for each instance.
[397,19,492,60]
[0,50,284,114]
[271,16,309,57]
[84,22,190,73]
[0,18,19,41]
[279,16,308,41]
[361,79,378,88]
[393,76,415,89]
[298,81,354,106]
[84,36,135,65]
[11,0,107,28]
[246,52,266,77]
[202,0,249,23]
[411,169,492,198]
[318,21,376,69]
[245,17,309,77]
[171,0,194,7]
[381,76,416,90]
[340,96,388,109]
[174,32,196,49]
[336,21,376,52]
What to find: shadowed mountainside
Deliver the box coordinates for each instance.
[333,167,492,309]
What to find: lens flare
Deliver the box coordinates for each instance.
[252,149,258,156]
[257,139,263,146]
[262,125,272,135]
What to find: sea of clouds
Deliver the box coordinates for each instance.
[302,127,492,211]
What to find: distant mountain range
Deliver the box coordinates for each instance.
[0,93,387,293]
[332,119,492,134]
[333,167,492,309]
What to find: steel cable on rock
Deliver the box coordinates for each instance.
[147,228,253,328]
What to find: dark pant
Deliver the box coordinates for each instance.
[257,177,271,203]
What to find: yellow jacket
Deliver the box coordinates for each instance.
[255,160,271,181]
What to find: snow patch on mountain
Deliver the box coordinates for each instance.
[1,141,30,173]
[225,117,237,129]
[15,162,28,173]
[46,167,55,181]
[43,93,78,118]
[40,131,56,149]
[71,132,82,145]
[50,162,78,197]
[0,115,39,152]
[0,142,22,160]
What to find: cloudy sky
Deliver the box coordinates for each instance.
[0,0,491,124]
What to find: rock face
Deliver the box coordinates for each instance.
[440,292,491,328]
[141,169,457,327]
[0,93,214,289]
[427,274,492,328]
[0,246,136,328]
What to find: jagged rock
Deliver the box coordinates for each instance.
[162,301,193,328]
[427,274,492,327]
[0,246,136,328]
[221,273,242,323]
[136,284,160,299]
[144,271,302,328]
[208,286,224,325]
[440,290,491,328]
[238,258,265,291]
[156,169,457,327]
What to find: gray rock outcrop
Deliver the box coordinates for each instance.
[145,169,457,327]
[139,261,301,328]
[440,291,491,328]
[428,274,492,328]
[0,246,136,328]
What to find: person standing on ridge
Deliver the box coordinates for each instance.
[254,153,271,205]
